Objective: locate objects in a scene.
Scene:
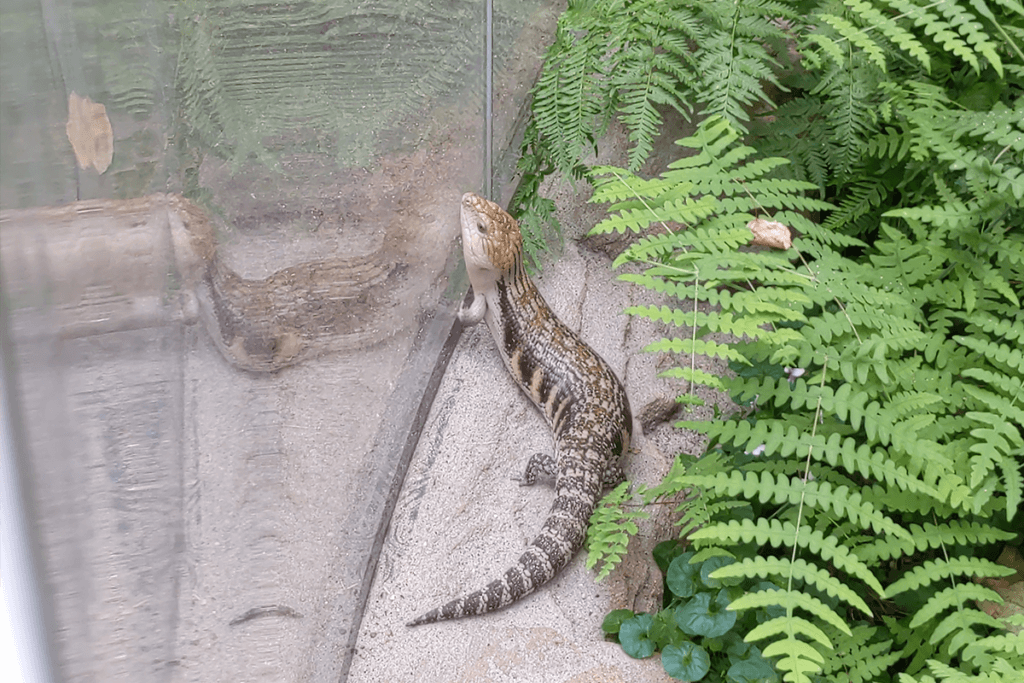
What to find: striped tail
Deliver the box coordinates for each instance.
[406,473,597,626]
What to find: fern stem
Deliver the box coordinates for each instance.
[690,267,700,403]
[788,355,830,588]
[993,143,1013,165]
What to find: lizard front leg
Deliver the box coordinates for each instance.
[512,452,556,487]
[458,290,487,325]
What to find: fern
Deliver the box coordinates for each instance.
[585,113,1022,680]
[515,0,803,234]
[692,0,789,127]
[689,517,887,596]
[713,556,873,615]
[586,481,649,581]
[887,557,1017,596]
[821,623,902,683]
[531,1,1022,678]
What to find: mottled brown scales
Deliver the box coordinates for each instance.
[407,193,632,626]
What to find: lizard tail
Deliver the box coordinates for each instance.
[406,479,596,627]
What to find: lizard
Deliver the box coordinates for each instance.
[407,192,632,626]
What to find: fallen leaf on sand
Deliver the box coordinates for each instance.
[747,218,792,250]
[66,92,113,174]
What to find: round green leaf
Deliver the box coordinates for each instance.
[675,589,738,638]
[654,540,688,575]
[666,552,699,598]
[648,610,686,649]
[727,655,779,683]
[662,641,711,681]
[725,634,756,662]
[702,634,727,654]
[619,613,657,659]
[602,609,635,635]
[700,555,735,588]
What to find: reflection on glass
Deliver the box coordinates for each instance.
[0,0,557,680]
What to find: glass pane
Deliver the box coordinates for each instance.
[1,0,500,680]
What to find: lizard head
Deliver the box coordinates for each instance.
[460,193,522,289]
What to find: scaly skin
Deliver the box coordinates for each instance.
[407,193,632,626]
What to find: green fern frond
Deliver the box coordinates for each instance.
[855,520,1016,565]
[931,608,1008,649]
[885,201,980,230]
[758,96,835,192]
[689,517,886,595]
[586,481,649,580]
[954,335,1024,374]
[660,366,728,391]
[810,57,878,178]
[934,0,1005,75]
[846,0,934,70]
[886,390,947,418]
[961,631,1024,666]
[738,590,849,640]
[691,0,786,130]
[530,5,607,168]
[910,584,1004,629]
[868,127,916,160]
[625,303,699,329]
[960,368,1024,402]
[817,13,889,72]
[743,610,832,682]
[823,626,901,683]
[887,556,1016,596]
[860,484,955,516]
[712,556,872,615]
[675,499,750,538]
[614,50,690,169]
[892,112,1024,199]
[820,177,891,237]
[690,310,804,344]
[707,414,940,493]
[582,103,1023,681]
[644,337,750,364]
[588,168,679,205]
[685,469,909,537]
[588,188,720,234]
[881,0,997,75]
[998,454,1023,522]
[526,0,786,179]
[967,410,1024,458]
[961,311,1024,344]
[642,1,708,42]
[615,272,694,300]
[704,284,816,312]
[945,100,1024,152]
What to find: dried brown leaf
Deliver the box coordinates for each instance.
[66,92,113,174]
[747,218,792,250]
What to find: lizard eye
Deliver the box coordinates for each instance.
[477,222,488,234]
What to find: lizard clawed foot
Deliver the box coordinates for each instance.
[602,462,627,489]
[458,293,486,325]
[512,452,556,487]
